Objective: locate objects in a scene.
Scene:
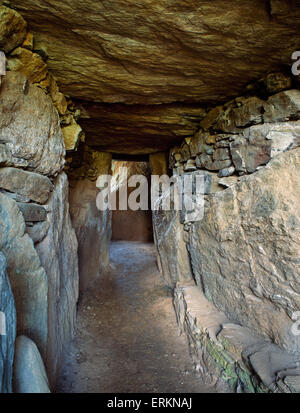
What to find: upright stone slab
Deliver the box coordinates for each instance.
[0,252,16,393]
[35,173,79,387]
[13,335,50,393]
[69,178,111,292]
[0,192,48,358]
[189,148,300,353]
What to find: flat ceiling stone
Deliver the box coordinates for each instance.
[78,102,206,154]
[7,0,300,105]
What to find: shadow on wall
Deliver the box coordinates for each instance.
[111,160,153,243]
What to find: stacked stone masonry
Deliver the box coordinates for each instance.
[0,6,81,392]
[155,77,300,392]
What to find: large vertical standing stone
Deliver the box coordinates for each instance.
[35,173,79,388]
[13,335,50,393]
[0,193,48,358]
[69,178,111,292]
[189,149,300,353]
[0,252,16,393]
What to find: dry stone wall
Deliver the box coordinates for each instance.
[0,6,80,392]
[155,74,300,392]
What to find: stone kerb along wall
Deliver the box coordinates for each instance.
[0,6,80,391]
[154,72,300,392]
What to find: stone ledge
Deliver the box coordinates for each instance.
[174,283,300,393]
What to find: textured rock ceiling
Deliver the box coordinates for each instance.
[77,102,206,154]
[7,0,300,153]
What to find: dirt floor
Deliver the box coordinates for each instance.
[56,241,216,393]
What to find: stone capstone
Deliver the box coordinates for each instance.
[8,0,300,105]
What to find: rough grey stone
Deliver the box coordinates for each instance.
[231,121,300,173]
[247,343,299,387]
[17,203,47,222]
[0,252,16,393]
[0,192,48,357]
[214,97,264,133]
[35,173,79,387]
[0,144,10,165]
[218,166,235,177]
[26,221,50,244]
[199,153,232,171]
[263,90,300,123]
[213,148,230,162]
[0,189,30,203]
[230,133,271,173]
[152,179,193,288]
[69,177,110,293]
[218,176,239,188]
[0,72,65,177]
[0,167,53,204]
[13,336,50,393]
[189,149,300,353]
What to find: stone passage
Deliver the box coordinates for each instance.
[56,242,221,393]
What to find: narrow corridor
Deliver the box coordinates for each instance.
[56,242,213,393]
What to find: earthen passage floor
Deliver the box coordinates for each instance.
[56,241,215,393]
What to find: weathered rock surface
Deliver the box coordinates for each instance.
[149,152,169,175]
[26,221,50,244]
[0,188,30,203]
[0,252,16,393]
[17,203,47,222]
[0,72,65,176]
[0,5,27,53]
[69,178,111,293]
[230,121,300,173]
[8,0,300,105]
[13,335,50,393]
[78,102,206,154]
[67,146,112,182]
[263,90,300,123]
[0,167,53,204]
[174,283,300,392]
[0,192,48,357]
[7,47,48,84]
[62,122,83,151]
[35,173,79,387]
[152,180,193,287]
[189,148,300,353]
